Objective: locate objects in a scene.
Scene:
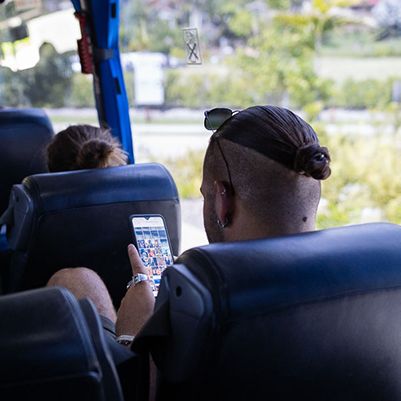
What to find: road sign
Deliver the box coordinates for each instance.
[183,28,202,65]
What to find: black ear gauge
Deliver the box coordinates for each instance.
[216,218,230,230]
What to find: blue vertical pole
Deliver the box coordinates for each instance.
[71,0,134,162]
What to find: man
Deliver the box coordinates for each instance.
[48,105,331,342]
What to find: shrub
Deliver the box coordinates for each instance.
[160,150,204,199]
[68,74,94,108]
[328,78,395,109]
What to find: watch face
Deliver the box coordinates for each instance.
[117,339,132,346]
[116,336,135,346]
[126,274,147,289]
[134,273,148,285]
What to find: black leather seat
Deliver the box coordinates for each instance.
[0,286,124,401]
[3,163,180,305]
[0,108,53,216]
[134,222,401,401]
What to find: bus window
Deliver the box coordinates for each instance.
[117,0,401,251]
[1,0,400,252]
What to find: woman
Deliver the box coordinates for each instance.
[47,124,128,172]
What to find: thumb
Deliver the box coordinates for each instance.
[128,244,147,275]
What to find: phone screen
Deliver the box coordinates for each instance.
[131,215,173,296]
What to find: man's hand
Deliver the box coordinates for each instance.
[116,244,155,337]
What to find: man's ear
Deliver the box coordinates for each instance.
[214,180,234,227]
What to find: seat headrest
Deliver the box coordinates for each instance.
[0,108,53,130]
[135,223,401,401]
[176,222,401,319]
[4,163,181,306]
[0,108,53,215]
[0,287,100,392]
[22,162,178,213]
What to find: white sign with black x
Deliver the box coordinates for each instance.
[183,28,202,65]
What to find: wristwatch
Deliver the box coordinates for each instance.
[126,273,149,289]
[116,335,135,346]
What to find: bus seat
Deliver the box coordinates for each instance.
[0,286,124,401]
[3,163,180,306]
[134,222,401,401]
[0,108,54,217]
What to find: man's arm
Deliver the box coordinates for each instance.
[116,244,155,336]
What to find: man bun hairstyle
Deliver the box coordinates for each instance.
[293,143,331,180]
[214,105,331,180]
[47,124,128,172]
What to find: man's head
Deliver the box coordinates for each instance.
[201,105,331,243]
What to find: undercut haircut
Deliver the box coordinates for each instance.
[203,105,331,230]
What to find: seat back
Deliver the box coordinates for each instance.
[135,223,401,401]
[0,108,53,216]
[0,286,124,401]
[4,163,180,305]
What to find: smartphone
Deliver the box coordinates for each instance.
[130,214,174,296]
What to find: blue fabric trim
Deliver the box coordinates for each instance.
[86,0,134,163]
[0,226,9,252]
[71,0,82,12]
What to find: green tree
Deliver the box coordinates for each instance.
[120,0,188,54]
[373,0,401,39]
[68,73,94,108]
[0,66,27,107]
[223,1,359,114]
[22,43,72,107]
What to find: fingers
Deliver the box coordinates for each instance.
[118,244,155,336]
[128,244,147,274]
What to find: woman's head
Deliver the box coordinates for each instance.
[47,125,128,172]
[201,105,331,242]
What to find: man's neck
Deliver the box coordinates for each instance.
[224,208,316,242]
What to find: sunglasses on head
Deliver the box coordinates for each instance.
[204,108,239,131]
[203,107,240,194]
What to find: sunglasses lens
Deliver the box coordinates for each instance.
[204,108,233,130]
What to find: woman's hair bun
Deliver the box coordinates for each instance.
[293,143,331,180]
[77,139,113,169]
